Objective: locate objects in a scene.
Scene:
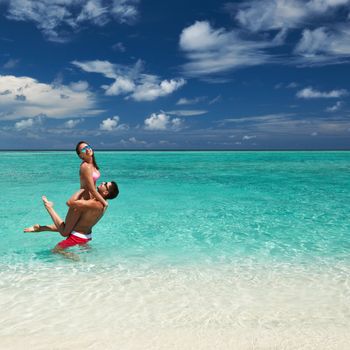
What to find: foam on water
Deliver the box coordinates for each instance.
[0,151,350,349]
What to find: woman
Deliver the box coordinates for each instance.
[58,141,108,235]
[75,141,108,207]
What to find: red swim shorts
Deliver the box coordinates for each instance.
[57,231,92,249]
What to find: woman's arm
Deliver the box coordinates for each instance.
[80,163,108,207]
[66,189,85,206]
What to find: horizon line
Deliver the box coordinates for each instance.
[0,148,350,152]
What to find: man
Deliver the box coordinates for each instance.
[24,181,119,259]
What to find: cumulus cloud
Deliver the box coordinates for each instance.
[144,112,183,131]
[296,87,348,98]
[0,75,100,120]
[1,0,140,42]
[99,115,129,131]
[73,59,186,101]
[131,77,185,101]
[128,136,146,144]
[64,118,84,128]
[15,118,35,130]
[179,21,274,76]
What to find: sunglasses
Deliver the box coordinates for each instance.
[101,181,110,192]
[80,145,92,154]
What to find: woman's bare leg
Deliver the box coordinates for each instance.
[63,207,81,236]
[42,196,77,237]
[24,224,58,232]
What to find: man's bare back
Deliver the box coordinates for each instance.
[70,204,104,234]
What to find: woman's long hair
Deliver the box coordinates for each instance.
[75,141,99,170]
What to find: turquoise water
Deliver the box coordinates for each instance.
[1,151,350,349]
[1,151,350,266]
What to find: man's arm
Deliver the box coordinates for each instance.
[67,198,104,210]
[66,189,85,206]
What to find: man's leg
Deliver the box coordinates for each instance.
[52,245,80,261]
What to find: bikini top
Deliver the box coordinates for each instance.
[92,169,100,183]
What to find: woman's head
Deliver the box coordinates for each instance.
[75,141,99,170]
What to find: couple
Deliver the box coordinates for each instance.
[24,141,119,258]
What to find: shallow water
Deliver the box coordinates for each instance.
[1,151,350,349]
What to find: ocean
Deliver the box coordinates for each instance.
[0,151,349,349]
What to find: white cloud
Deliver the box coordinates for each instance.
[242,135,256,140]
[228,0,350,33]
[112,0,139,24]
[15,118,34,130]
[128,136,146,144]
[100,116,119,131]
[221,1,350,67]
[2,0,140,42]
[144,112,183,131]
[144,113,169,130]
[165,110,207,117]
[176,97,205,105]
[326,101,343,112]
[171,118,183,130]
[64,118,84,128]
[69,80,89,92]
[104,77,135,96]
[179,21,274,76]
[296,87,348,98]
[131,77,185,101]
[232,0,305,32]
[0,75,100,120]
[73,59,186,101]
[120,136,147,145]
[220,113,294,124]
[72,60,120,79]
[294,25,350,64]
[99,115,129,131]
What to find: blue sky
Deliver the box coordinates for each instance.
[0,0,350,149]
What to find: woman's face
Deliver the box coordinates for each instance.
[78,142,93,160]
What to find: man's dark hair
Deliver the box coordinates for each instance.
[106,181,119,200]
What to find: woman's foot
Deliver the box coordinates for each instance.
[42,196,53,208]
[24,224,40,232]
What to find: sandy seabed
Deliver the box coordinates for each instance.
[1,262,349,349]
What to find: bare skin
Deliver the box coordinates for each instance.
[61,142,108,235]
[24,182,111,260]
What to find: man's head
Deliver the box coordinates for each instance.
[98,181,119,200]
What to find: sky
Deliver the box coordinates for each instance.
[0,0,350,150]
